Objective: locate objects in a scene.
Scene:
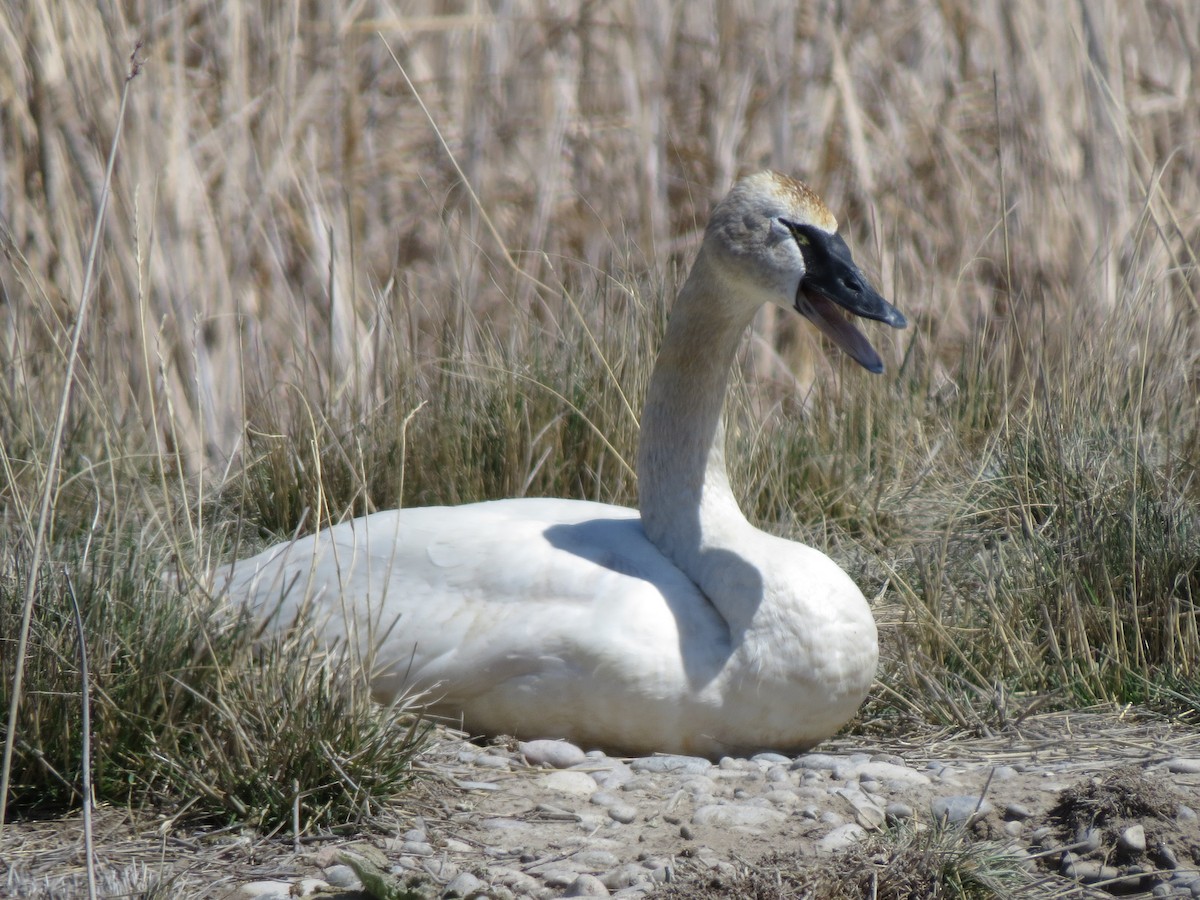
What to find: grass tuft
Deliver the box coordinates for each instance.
[659,823,1039,899]
[0,546,429,828]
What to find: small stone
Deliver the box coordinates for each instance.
[753,752,793,765]
[607,803,638,824]
[589,790,621,808]
[1165,758,1200,774]
[521,739,588,769]
[444,872,487,897]
[766,766,791,783]
[1119,824,1146,855]
[588,759,634,788]
[930,796,993,825]
[650,865,674,883]
[492,868,541,895]
[240,883,292,899]
[598,863,650,890]
[1155,843,1179,869]
[791,753,844,771]
[1065,860,1121,883]
[1003,820,1024,837]
[816,823,867,854]
[563,873,610,896]
[630,755,711,775]
[991,765,1018,781]
[854,761,931,787]
[323,865,359,888]
[539,770,598,797]
[542,869,583,889]
[680,824,694,839]
[692,804,786,829]
[575,850,621,868]
[1004,802,1033,821]
[885,802,913,823]
[1073,827,1103,854]
[402,841,434,857]
[1178,804,1197,821]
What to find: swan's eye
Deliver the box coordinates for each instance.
[782,220,810,246]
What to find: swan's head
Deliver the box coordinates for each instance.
[704,171,907,373]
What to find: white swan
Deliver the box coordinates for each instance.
[221,171,906,757]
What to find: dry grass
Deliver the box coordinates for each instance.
[660,826,1042,899]
[0,0,1198,832]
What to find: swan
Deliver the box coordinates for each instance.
[220,171,907,757]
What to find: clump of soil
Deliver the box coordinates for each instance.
[1049,766,1178,838]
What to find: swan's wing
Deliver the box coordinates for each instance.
[219,499,732,708]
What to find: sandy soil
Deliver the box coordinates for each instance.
[2,712,1198,898]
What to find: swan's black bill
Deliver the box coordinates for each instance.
[785,222,907,374]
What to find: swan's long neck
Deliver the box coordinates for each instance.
[637,249,763,629]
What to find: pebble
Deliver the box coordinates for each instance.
[1063,859,1121,883]
[854,761,931,787]
[1119,824,1146,854]
[564,873,610,896]
[692,804,786,829]
[1075,827,1104,854]
[930,796,993,825]
[607,803,638,824]
[240,883,292,899]
[1165,758,1200,774]
[588,759,635,788]
[322,865,359,888]
[522,739,588,769]
[791,753,844,771]
[444,871,487,897]
[816,823,867,854]
[752,751,791,764]
[539,770,598,797]
[598,863,650,890]
[1004,802,1033,821]
[230,732,1200,900]
[885,801,913,823]
[631,755,712,775]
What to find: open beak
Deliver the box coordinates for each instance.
[790,228,907,374]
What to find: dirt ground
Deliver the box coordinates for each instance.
[2,711,1198,898]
